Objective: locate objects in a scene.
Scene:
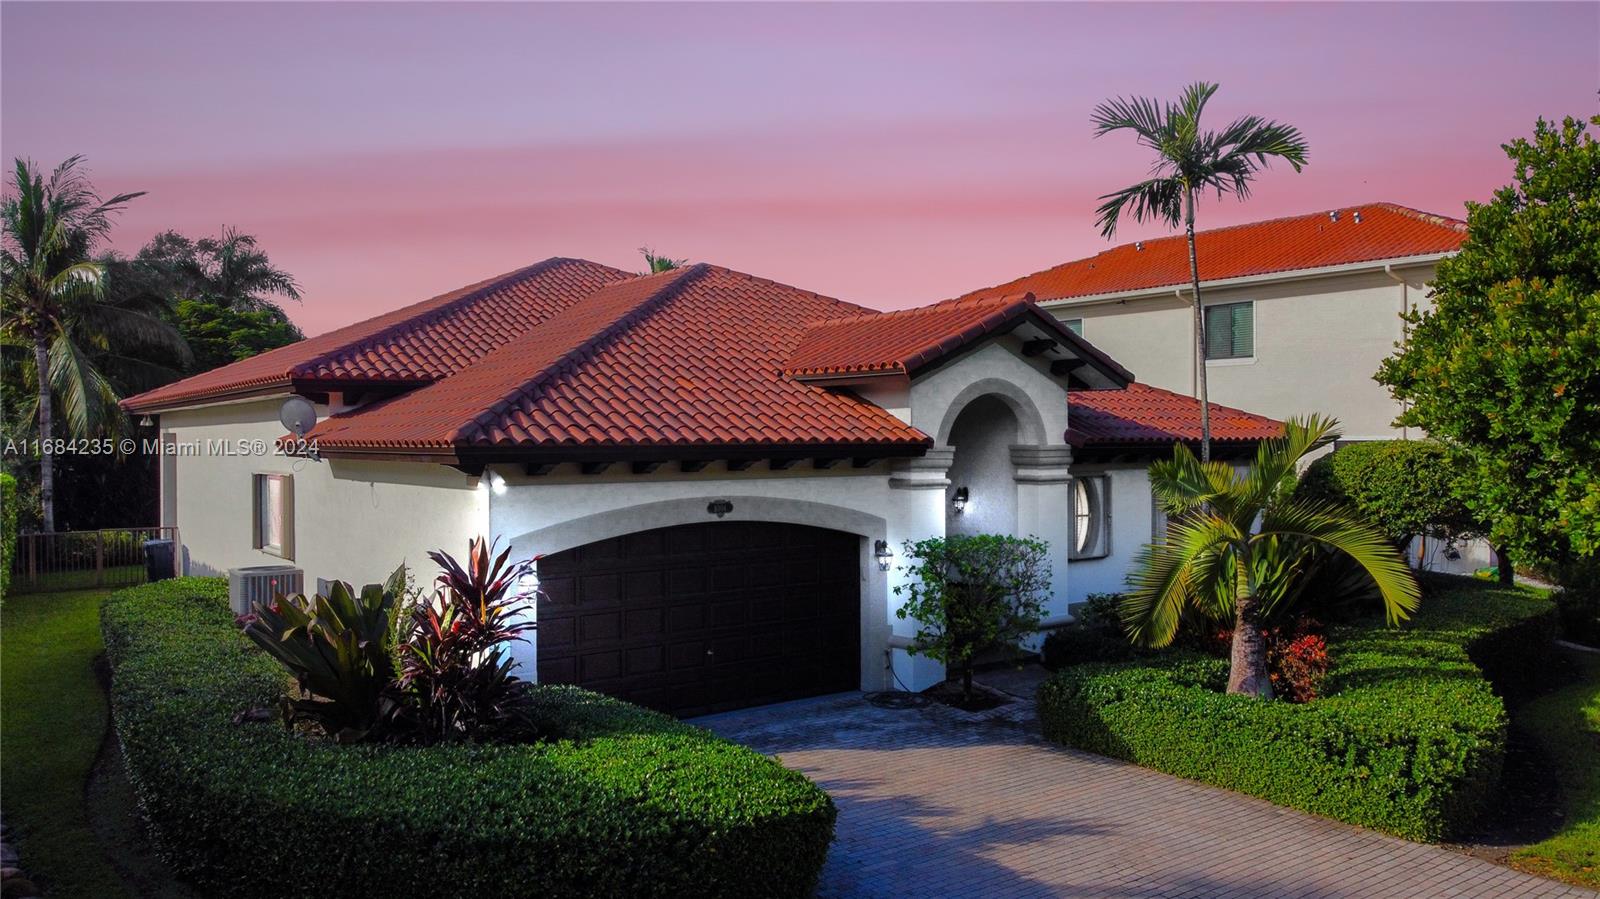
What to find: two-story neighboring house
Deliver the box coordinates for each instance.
[964,203,1468,442]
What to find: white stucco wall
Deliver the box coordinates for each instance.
[1049,266,1438,440]
[945,395,1020,538]
[158,399,486,591]
[1060,466,1156,604]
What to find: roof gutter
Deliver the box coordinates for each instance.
[1035,252,1457,311]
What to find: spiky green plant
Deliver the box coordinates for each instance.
[241,565,407,742]
[1123,415,1420,697]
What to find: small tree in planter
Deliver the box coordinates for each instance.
[894,534,1050,706]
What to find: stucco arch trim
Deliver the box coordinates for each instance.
[506,495,887,557]
[934,377,1051,446]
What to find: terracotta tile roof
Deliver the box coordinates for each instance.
[1066,382,1283,448]
[784,292,1133,384]
[306,264,930,454]
[964,203,1466,304]
[122,257,632,412]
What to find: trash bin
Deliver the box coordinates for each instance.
[143,538,175,582]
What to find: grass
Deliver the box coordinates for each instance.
[1511,647,1600,888]
[0,589,134,898]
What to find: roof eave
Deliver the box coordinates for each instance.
[1035,251,1458,310]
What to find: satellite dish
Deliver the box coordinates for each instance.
[278,397,318,437]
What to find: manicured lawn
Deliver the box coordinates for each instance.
[1511,647,1600,888]
[0,589,133,898]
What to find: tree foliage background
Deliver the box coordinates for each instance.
[1377,115,1600,570]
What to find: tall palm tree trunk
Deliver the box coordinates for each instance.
[1183,190,1213,462]
[1227,592,1273,697]
[33,336,55,532]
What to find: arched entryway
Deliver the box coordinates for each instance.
[944,394,1022,536]
[534,520,861,717]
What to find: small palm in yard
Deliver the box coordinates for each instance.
[1092,81,1307,462]
[1123,415,1420,697]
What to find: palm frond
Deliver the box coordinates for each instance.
[1257,500,1420,625]
[1094,177,1184,238]
[1123,515,1236,646]
[48,332,128,438]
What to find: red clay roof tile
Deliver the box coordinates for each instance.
[122,257,632,412]
[784,292,1133,384]
[964,203,1465,304]
[1066,382,1283,448]
[306,264,929,453]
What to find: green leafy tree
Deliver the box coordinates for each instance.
[1092,82,1308,462]
[173,299,301,372]
[895,534,1050,704]
[1378,115,1600,572]
[1125,416,1420,698]
[1,157,187,530]
[1295,440,1485,547]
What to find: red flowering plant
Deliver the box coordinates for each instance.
[1267,632,1330,703]
[394,537,541,742]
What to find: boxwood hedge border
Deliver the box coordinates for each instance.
[102,578,835,898]
[1037,578,1558,841]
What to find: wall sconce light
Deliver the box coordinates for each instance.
[518,568,540,593]
[951,486,969,515]
[488,470,508,495]
[139,414,154,428]
[874,539,893,571]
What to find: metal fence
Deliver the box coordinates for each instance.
[9,527,180,594]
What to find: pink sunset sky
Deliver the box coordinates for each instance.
[3,2,1596,336]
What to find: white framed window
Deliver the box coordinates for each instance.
[1204,301,1254,360]
[1062,318,1084,337]
[252,473,294,559]
[1070,474,1111,560]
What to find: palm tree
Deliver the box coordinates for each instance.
[180,226,301,310]
[1091,82,1308,462]
[638,246,687,274]
[1,156,187,530]
[1123,415,1420,698]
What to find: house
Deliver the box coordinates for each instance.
[964,202,1468,442]
[124,259,1281,716]
[966,202,1487,573]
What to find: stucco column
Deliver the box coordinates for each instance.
[1011,445,1074,626]
[885,447,954,692]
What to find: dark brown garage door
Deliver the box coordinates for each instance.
[535,521,861,717]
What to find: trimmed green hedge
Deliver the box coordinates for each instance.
[102,578,835,898]
[1037,578,1557,841]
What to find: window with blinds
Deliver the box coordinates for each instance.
[252,473,295,559]
[1204,301,1254,360]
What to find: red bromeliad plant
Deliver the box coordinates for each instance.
[395,537,540,742]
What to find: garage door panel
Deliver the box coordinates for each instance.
[536,520,861,716]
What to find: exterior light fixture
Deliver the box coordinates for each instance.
[517,569,539,593]
[952,486,969,515]
[707,499,734,518]
[874,539,893,571]
[489,471,508,495]
[139,414,154,427]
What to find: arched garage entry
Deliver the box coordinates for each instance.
[534,520,862,717]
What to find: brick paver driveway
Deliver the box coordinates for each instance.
[695,690,1596,899]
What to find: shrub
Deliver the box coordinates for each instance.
[397,539,537,741]
[1296,440,1483,548]
[1267,633,1329,703]
[1037,577,1556,841]
[894,534,1049,703]
[1,472,15,599]
[1042,594,1137,669]
[103,578,835,898]
[240,566,407,741]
